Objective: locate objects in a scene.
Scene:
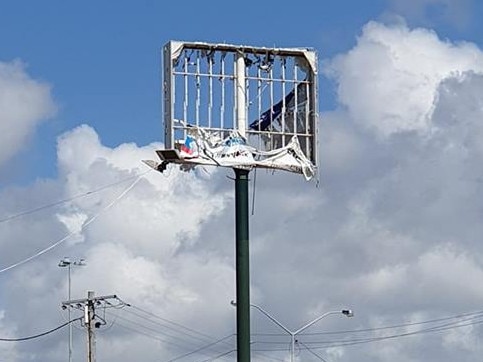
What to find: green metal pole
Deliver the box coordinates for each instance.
[235,168,250,362]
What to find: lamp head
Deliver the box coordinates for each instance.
[58,257,71,267]
[342,309,354,317]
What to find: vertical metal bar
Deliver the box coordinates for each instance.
[281,58,287,146]
[233,53,237,132]
[257,66,262,150]
[221,53,225,131]
[245,68,249,135]
[305,80,310,154]
[195,50,201,127]
[269,67,274,150]
[235,168,251,362]
[310,51,319,169]
[163,43,174,149]
[172,62,176,133]
[236,53,246,137]
[208,54,213,128]
[183,54,188,132]
[293,64,298,135]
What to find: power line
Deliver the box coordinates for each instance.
[253,310,483,336]
[0,171,150,225]
[129,304,218,343]
[107,302,239,362]
[105,311,194,349]
[119,307,208,342]
[116,321,235,362]
[0,172,147,274]
[196,348,236,362]
[164,334,235,362]
[251,313,483,351]
[0,318,82,342]
[106,309,236,360]
[298,341,329,362]
[304,313,483,346]
[319,317,483,349]
[303,310,483,336]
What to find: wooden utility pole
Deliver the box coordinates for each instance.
[86,291,95,362]
[62,291,121,362]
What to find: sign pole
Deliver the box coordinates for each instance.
[235,52,251,362]
[235,168,250,362]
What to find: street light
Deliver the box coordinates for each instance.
[231,301,353,362]
[59,257,86,362]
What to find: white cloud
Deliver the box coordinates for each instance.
[0,60,56,168]
[56,212,88,244]
[325,21,483,138]
[355,245,483,311]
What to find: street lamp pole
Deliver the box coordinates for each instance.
[59,257,86,362]
[232,301,353,362]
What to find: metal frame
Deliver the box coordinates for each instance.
[163,40,319,171]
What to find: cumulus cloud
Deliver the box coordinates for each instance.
[325,21,483,138]
[0,60,56,168]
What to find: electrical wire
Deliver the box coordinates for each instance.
[119,307,215,345]
[251,313,483,351]
[114,319,235,362]
[253,310,483,336]
[105,310,199,346]
[0,171,148,274]
[301,313,483,346]
[196,348,236,362]
[106,309,237,362]
[128,304,220,344]
[113,321,190,349]
[0,317,82,342]
[105,302,238,362]
[319,317,483,349]
[0,171,149,225]
[298,341,329,362]
[303,310,483,336]
[253,351,286,362]
[164,334,235,362]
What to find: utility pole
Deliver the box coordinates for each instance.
[62,291,122,362]
[86,291,95,362]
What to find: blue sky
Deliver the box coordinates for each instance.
[2,1,483,362]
